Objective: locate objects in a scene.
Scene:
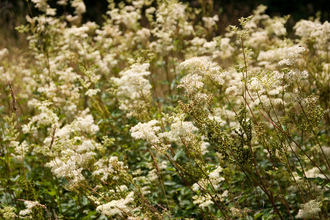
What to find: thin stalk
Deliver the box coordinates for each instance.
[163,151,229,219]
[298,102,330,171]
[147,148,171,218]
[258,109,330,182]
[264,146,294,220]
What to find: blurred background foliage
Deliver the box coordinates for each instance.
[1,0,330,48]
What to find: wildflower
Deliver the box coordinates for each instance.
[19,201,41,218]
[130,120,161,144]
[180,57,221,77]
[178,74,204,94]
[192,165,225,191]
[148,169,158,181]
[32,0,49,12]
[96,192,135,217]
[73,114,100,134]
[57,0,68,6]
[192,194,214,208]
[219,38,235,59]
[230,207,243,218]
[112,63,152,117]
[71,0,86,15]
[202,15,219,30]
[93,157,127,181]
[162,120,198,145]
[278,45,305,66]
[0,48,8,59]
[10,140,29,163]
[296,200,321,219]
[0,206,17,220]
[85,89,100,97]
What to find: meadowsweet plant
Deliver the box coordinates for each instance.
[0,0,330,219]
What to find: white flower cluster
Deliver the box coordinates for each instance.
[192,190,228,209]
[22,101,59,136]
[267,17,287,36]
[180,57,221,78]
[130,120,161,144]
[202,15,219,31]
[149,2,192,53]
[278,45,306,66]
[107,4,141,30]
[230,207,243,218]
[0,48,8,59]
[296,200,321,219]
[294,19,330,51]
[46,157,85,190]
[258,45,306,67]
[192,194,214,208]
[192,166,225,191]
[2,0,329,218]
[219,38,235,59]
[93,156,128,181]
[19,200,40,218]
[32,109,101,190]
[32,0,50,12]
[160,114,198,146]
[114,63,151,99]
[0,206,17,220]
[96,192,135,217]
[9,140,29,163]
[179,57,227,95]
[179,74,204,94]
[130,113,209,155]
[285,69,309,83]
[112,63,152,118]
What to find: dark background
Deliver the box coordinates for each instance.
[0,0,329,47]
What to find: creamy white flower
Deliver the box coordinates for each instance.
[202,15,219,30]
[32,0,49,12]
[230,207,242,217]
[180,57,220,76]
[19,201,42,218]
[192,194,214,208]
[76,140,95,153]
[130,120,161,144]
[85,89,100,97]
[71,0,86,15]
[11,141,29,163]
[0,48,8,59]
[192,183,200,192]
[96,192,135,217]
[46,8,56,16]
[73,114,99,134]
[148,169,158,181]
[296,200,321,219]
[178,74,204,94]
[113,63,151,100]
[117,185,128,192]
[162,120,198,144]
[57,0,68,5]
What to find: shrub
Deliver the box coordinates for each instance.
[0,1,329,219]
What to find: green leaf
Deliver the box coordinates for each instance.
[167,167,176,172]
[46,189,57,196]
[174,149,184,161]
[81,211,97,220]
[296,168,304,177]
[326,182,330,188]
[254,212,263,219]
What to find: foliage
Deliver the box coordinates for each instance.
[0,0,330,219]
